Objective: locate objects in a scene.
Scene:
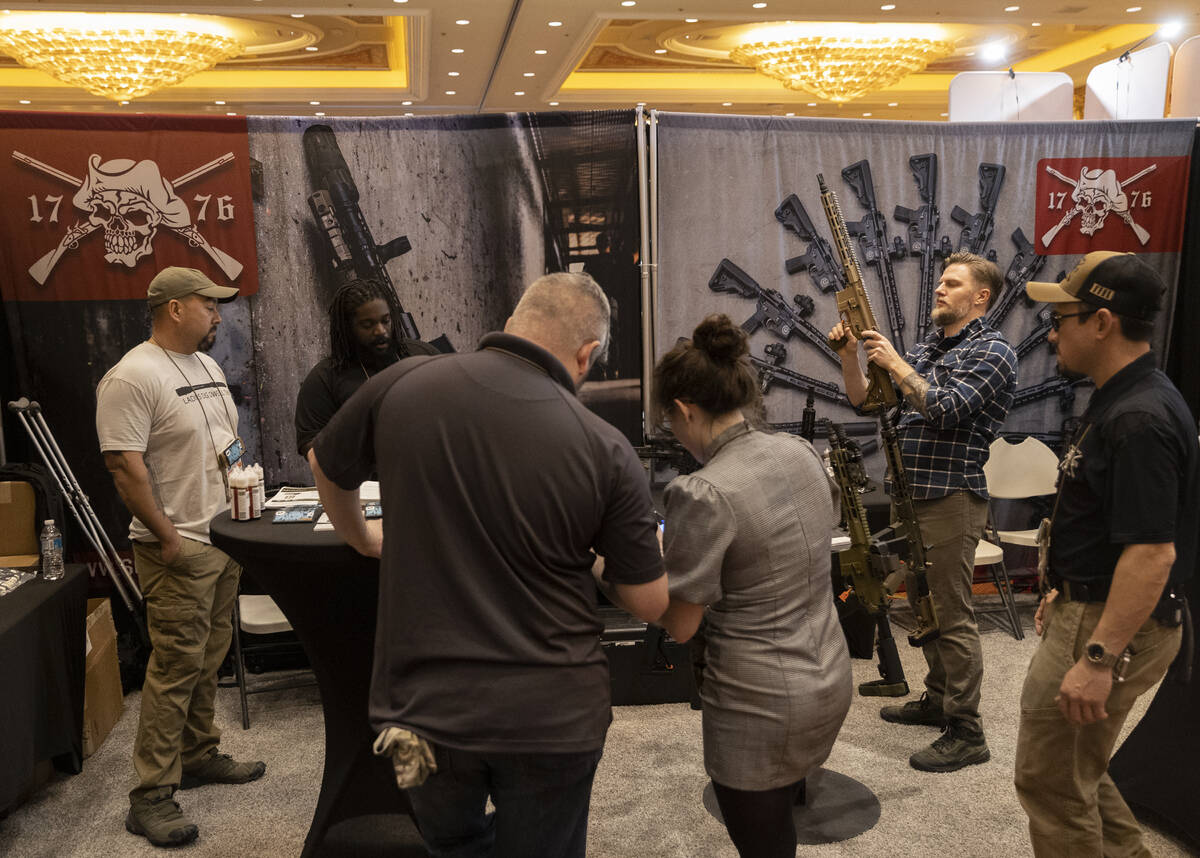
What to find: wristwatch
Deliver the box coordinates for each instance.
[1085,641,1119,669]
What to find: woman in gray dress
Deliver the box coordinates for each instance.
[655,314,853,858]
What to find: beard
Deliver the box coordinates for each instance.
[931,305,961,330]
[198,328,217,353]
[1055,359,1087,382]
[358,338,396,370]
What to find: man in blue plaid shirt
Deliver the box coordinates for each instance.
[831,251,1017,773]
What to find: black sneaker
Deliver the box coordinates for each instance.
[126,788,199,847]
[909,724,991,773]
[880,692,947,727]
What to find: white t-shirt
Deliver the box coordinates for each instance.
[96,341,237,544]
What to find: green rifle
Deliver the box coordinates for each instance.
[818,173,940,647]
[824,419,909,696]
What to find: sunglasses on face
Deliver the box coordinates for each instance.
[1049,309,1096,331]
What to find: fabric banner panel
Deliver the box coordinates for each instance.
[0,112,258,302]
[655,114,1194,454]
[247,109,640,486]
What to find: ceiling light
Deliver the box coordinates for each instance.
[445,90,456,95]
[1004,5,1019,10]
[291,13,304,18]
[785,111,794,116]
[654,48,667,53]
[1126,6,1142,11]
[940,111,948,116]
[405,112,414,116]
[455,20,470,26]
[226,111,237,116]
[807,102,816,106]
[119,99,129,104]
[315,111,325,116]
[305,46,318,51]
[729,22,956,103]
[888,101,899,106]
[215,99,226,105]
[622,1,637,6]
[515,90,525,95]
[402,100,412,105]
[549,21,563,27]
[452,48,464,53]
[1031,21,1041,26]
[534,49,548,54]
[722,101,733,106]
[862,111,872,116]
[448,71,460,76]
[0,12,244,100]
[394,0,409,3]
[753,3,768,8]
[982,41,1007,61]
[549,101,560,105]
[310,100,320,105]
[1159,20,1183,38]
[685,18,699,23]
[523,72,535,77]
[19,99,31,104]
[880,4,896,9]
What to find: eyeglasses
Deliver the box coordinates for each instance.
[1049,309,1096,331]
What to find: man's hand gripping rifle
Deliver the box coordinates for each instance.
[818,173,940,648]
[824,419,910,696]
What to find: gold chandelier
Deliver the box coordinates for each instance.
[0,12,244,101]
[730,23,956,103]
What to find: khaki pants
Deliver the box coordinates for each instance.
[1014,598,1182,857]
[908,491,990,734]
[131,538,241,800]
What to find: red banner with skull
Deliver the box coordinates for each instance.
[0,112,258,302]
[1034,156,1190,256]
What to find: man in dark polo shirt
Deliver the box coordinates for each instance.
[308,271,667,858]
[295,277,439,457]
[1014,251,1198,857]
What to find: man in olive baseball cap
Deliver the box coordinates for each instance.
[1025,250,1164,321]
[146,266,238,308]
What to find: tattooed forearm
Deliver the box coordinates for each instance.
[900,371,930,417]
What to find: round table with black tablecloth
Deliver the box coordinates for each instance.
[209,512,425,858]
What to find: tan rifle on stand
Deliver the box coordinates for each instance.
[818,174,940,647]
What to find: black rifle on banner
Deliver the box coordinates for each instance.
[988,228,1045,328]
[818,172,939,647]
[1012,375,1090,412]
[708,258,841,367]
[823,419,910,696]
[841,160,907,355]
[951,162,1006,263]
[1015,307,1054,359]
[894,154,953,342]
[303,124,420,340]
[768,419,878,439]
[750,343,846,403]
[634,437,701,477]
[775,194,846,294]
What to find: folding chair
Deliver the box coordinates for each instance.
[228,593,315,729]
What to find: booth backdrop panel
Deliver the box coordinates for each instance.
[655,114,1193,452]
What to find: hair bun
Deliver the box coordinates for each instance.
[692,314,748,364]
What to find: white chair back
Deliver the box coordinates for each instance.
[983,436,1059,499]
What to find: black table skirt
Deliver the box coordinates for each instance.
[209,512,420,858]
[0,564,88,815]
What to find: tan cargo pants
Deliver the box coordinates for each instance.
[909,490,990,734]
[1014,597,1181,857]
[130,537,241,800]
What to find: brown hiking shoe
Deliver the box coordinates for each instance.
[880,691,947,727]
[126,788,199,847]
[180,750,266,789]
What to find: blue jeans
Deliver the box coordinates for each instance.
[405,745,604,858]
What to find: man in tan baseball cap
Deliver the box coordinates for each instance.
[146,266,238,308]
[1015,250,1196,857]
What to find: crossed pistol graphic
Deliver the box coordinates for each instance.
[12,150,243,286]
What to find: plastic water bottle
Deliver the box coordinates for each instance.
[40,519,64,581]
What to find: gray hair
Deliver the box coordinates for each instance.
[509,272,611,366]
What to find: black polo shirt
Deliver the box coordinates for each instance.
[294,338,441,457]
[1049,352,1199,588]
[313,332,663,753]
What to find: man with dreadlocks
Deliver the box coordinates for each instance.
[295,278,439,457]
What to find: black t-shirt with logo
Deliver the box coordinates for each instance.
[1049,352,1199,588]
[313,332,663,753]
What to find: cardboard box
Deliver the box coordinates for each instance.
[0,480,39,568]
[82,598,124,758]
